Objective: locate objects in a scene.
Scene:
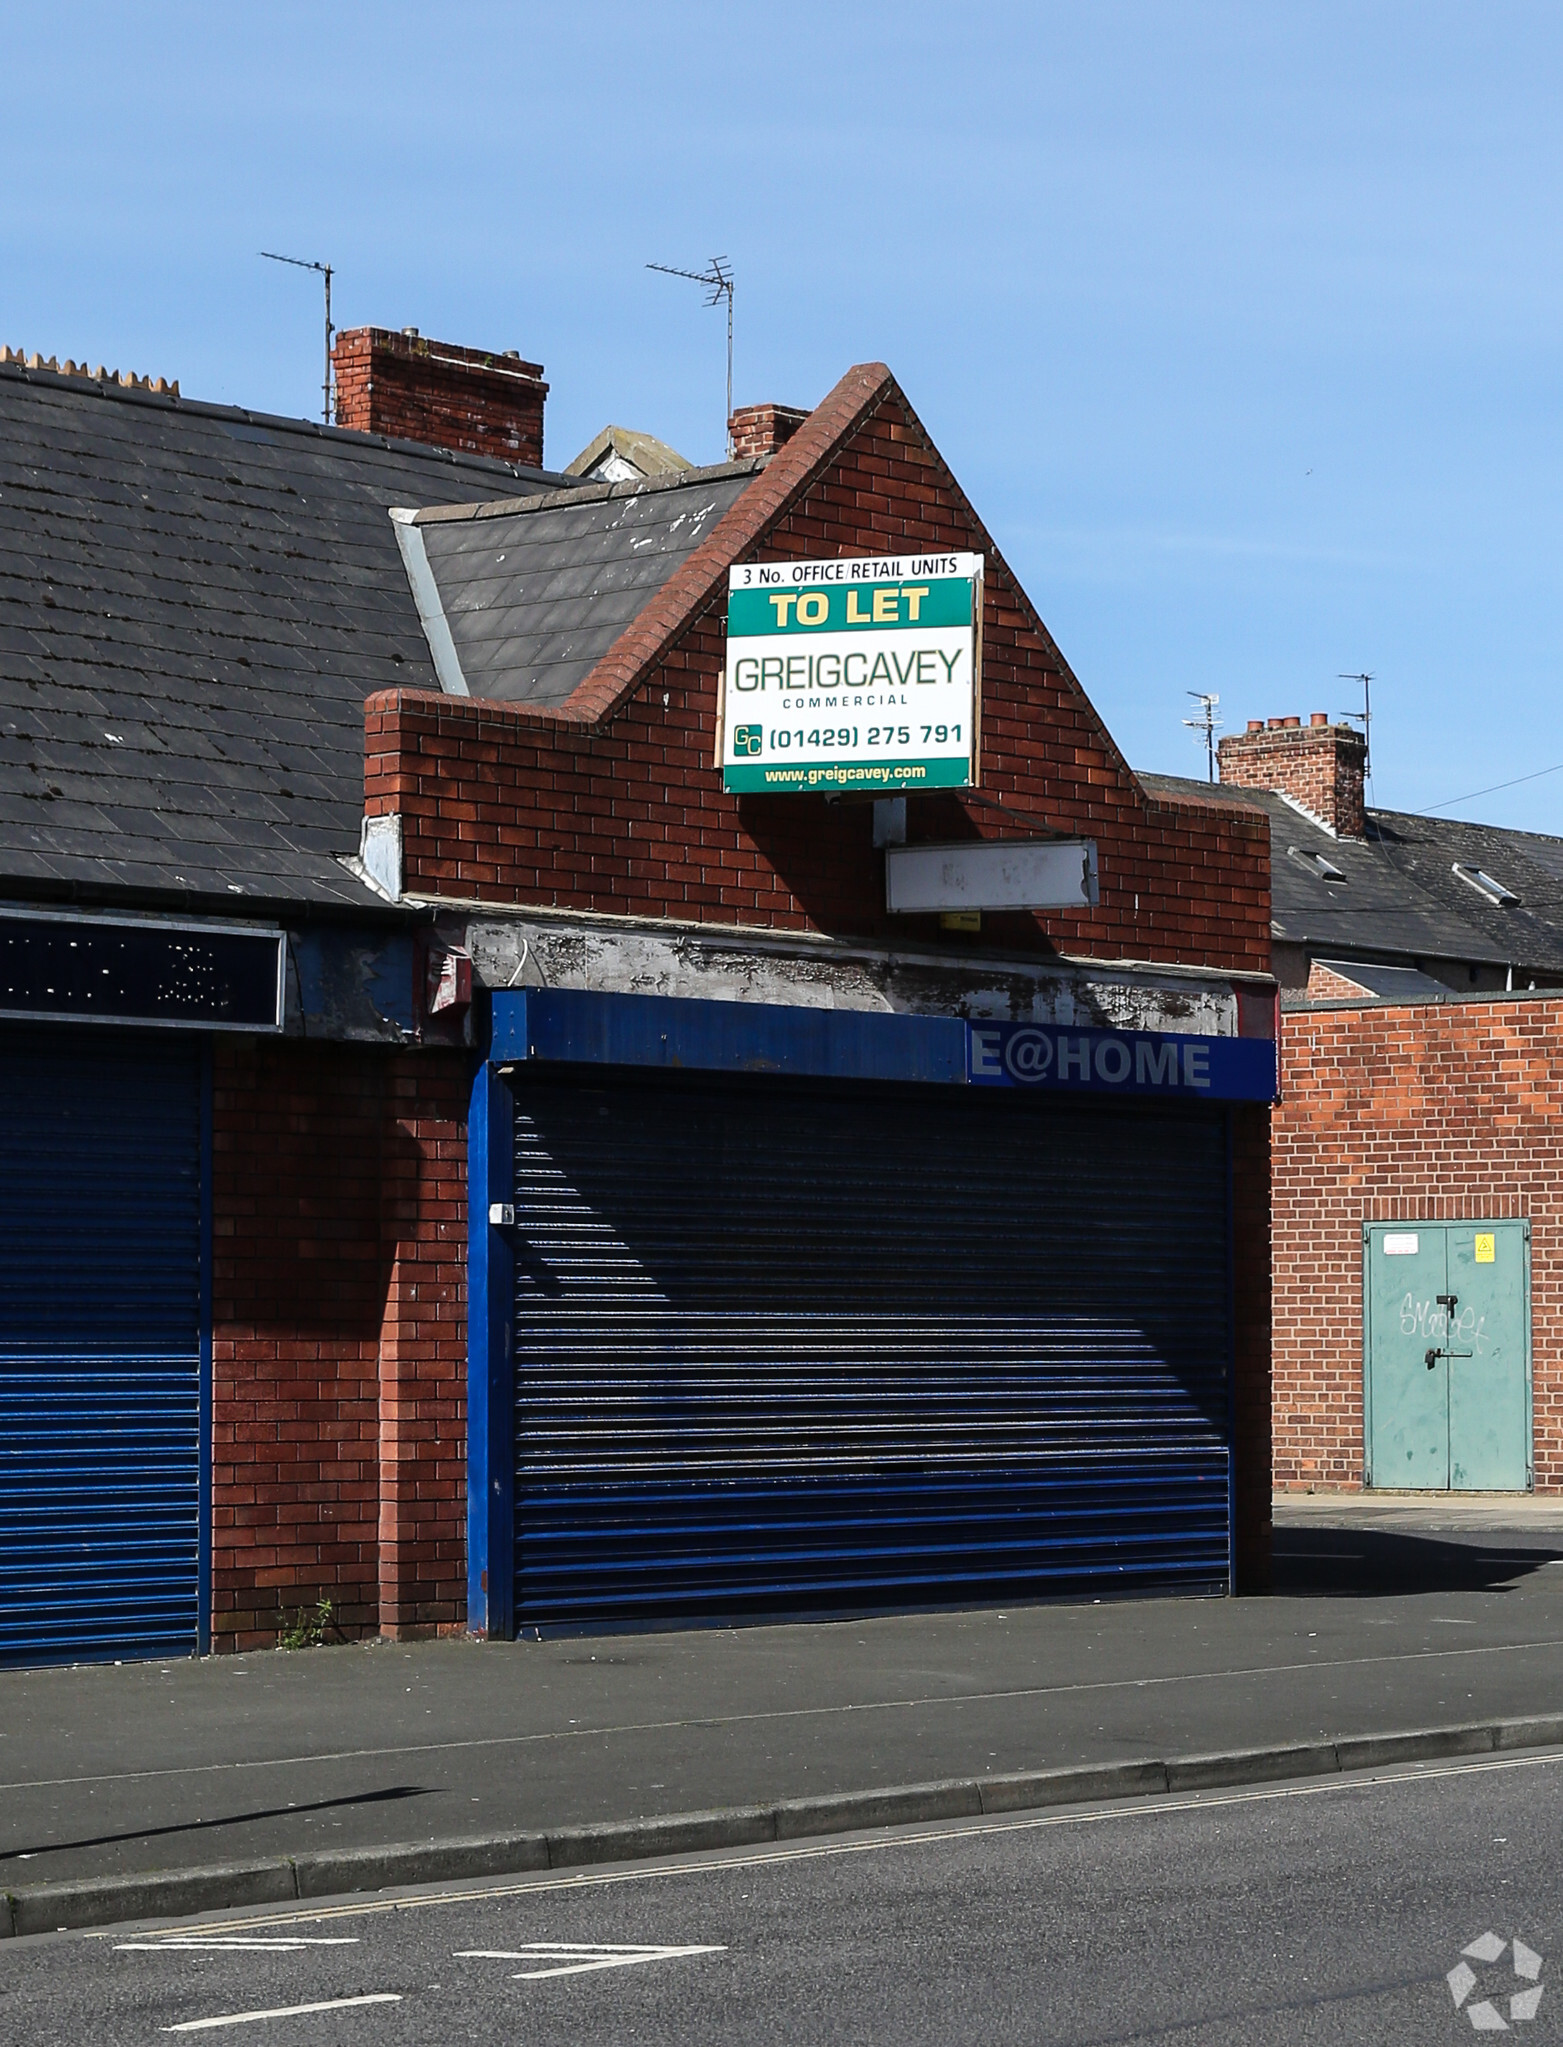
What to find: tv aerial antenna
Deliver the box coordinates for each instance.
[260,251,334,424]
[1338,672,1373,777]
[647,257,734,455]
[1183,691,1222,782]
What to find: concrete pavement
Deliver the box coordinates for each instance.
[0,1494,1560,1909]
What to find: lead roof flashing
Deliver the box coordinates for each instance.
[1274,788,1341,839]
[390,511,470,697]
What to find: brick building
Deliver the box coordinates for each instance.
[0,329,1276,1665]
[1149,717,1563,1498]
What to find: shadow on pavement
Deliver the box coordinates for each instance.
[0,1782,432,1865]
[1272,1525,1563,1597]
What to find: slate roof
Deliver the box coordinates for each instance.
[1141,772,1563,979]
[405,465,756,707]
[0,362,568,913]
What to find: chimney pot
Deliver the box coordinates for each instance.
[1247,719,1264,733]
[1267,717,1285,729]
[1311,712,1328,727]
[332,326,548,465]
[1281,716,1301,728]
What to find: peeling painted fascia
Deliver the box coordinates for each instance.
[407,891,1266,991]
[453,913,1248,1035]
[390,507,470,697]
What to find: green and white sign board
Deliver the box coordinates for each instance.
[720,552,984,793]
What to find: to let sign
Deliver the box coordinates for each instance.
[720,552,983,793]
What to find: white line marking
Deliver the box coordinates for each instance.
[118,1939,360,1952]
[162,1993,400,2031]
[20,1636,1563,1795]
[127,1743,1563,1940]
[456,1941,724,1979]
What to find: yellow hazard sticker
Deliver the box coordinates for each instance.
[1475,1233,1495,1263]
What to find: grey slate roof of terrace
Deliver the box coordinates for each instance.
[1142,771,1563,978]
[407,464,757,707]
[0,363,569,912]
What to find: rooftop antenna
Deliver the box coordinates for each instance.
[260,251,334,424]
[647,257,734,455]
[1183,691,1222,782]
[1338,672,1373,778]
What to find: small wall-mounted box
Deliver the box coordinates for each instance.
[886,839,1099,914]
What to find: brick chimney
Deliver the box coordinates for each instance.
[727,402,809,460]
[331,327,547,467]
[1217,712,1367,839]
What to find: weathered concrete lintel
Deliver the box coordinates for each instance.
[452,911,1252,1036]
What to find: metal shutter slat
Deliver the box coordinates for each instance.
[513,1074,1230,1627]
[0,1030,201,1663]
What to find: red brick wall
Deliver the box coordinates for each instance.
[367,391,1271,974]
[1219,718,1366,839]
[211,1039,468,1649]
[1274,997,1563,1492]
[376,1062,469,1637]
[332,327,547,467]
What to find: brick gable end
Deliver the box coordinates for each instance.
[366,378,1271,973]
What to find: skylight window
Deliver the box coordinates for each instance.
[1287,845,1348,885]
[1453,862,1520,906]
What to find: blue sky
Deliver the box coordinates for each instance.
[6,4,1562,827]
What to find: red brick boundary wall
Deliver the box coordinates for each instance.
[1274,997,1563,1493]
[211,1039,467,1649]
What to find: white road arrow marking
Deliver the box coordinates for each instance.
[457,1941,725,1980]
[119,1940,360,1953]
[162,1993,401,2031]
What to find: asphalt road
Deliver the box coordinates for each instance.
[2,1746,1559,2044]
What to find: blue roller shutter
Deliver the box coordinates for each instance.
[0,1028,204,1664]
[511,1072,1231,1628]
